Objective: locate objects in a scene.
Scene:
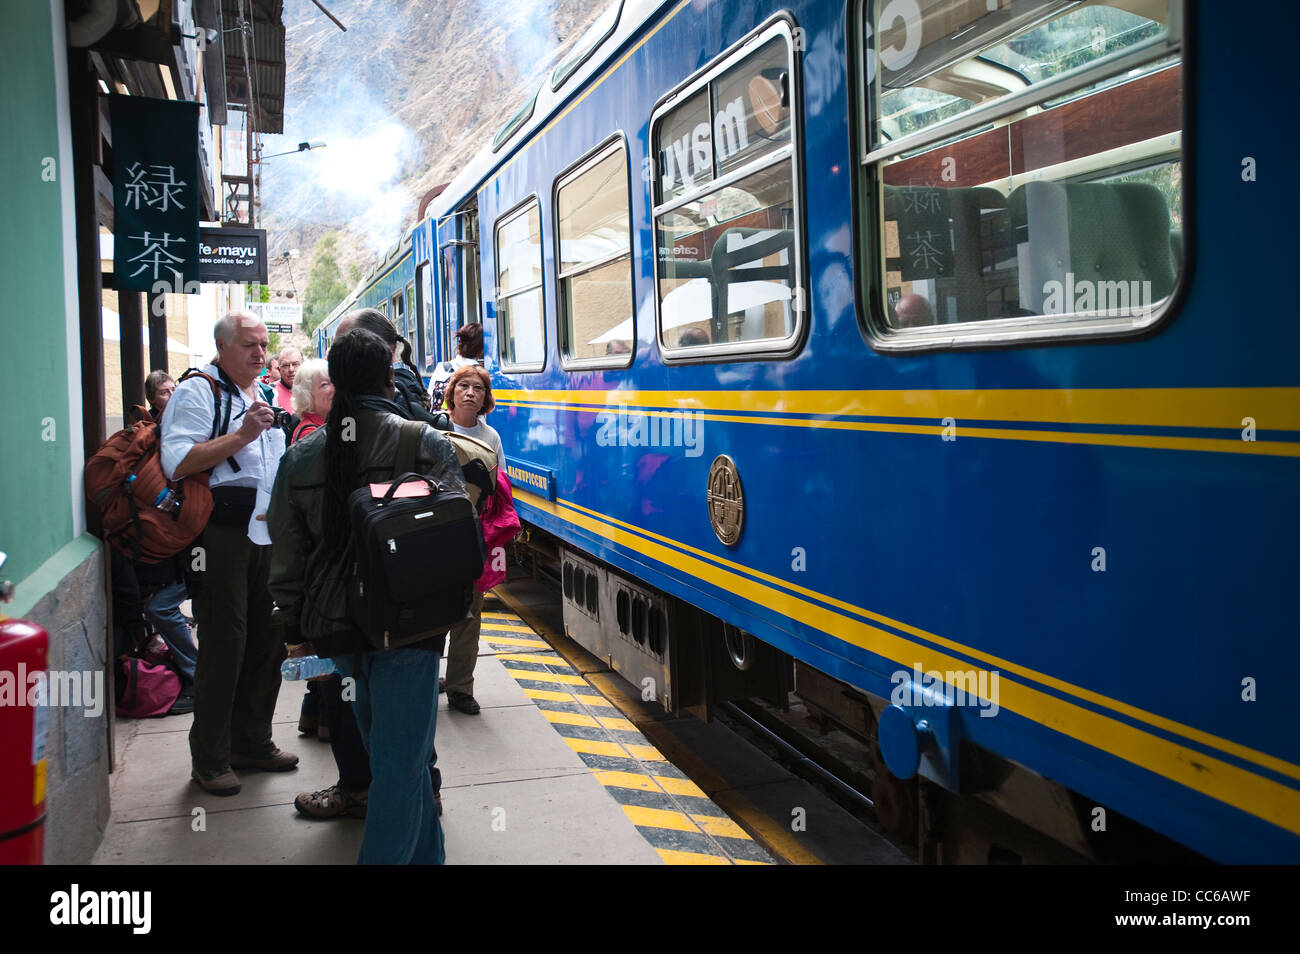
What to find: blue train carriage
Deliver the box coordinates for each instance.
[316,216,449,380]
[422,0,1297,864]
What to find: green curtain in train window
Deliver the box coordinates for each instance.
[111,95,200,292]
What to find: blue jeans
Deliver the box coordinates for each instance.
[335,649,444,865]
[144,581,198,684]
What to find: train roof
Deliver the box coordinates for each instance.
[421,0,670,225]
[319,0,668,338]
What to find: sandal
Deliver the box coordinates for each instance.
[294,784,367,819]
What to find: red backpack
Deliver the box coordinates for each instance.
[85,369,229,564]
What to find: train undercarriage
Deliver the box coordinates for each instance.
[511,526,1206,865]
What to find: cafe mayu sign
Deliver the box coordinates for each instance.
[198,227,268,283]
[110,95,200,292]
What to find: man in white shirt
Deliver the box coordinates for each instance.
[161,310,295,796]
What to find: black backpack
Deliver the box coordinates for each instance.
[347,421,484,650]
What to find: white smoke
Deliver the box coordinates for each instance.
[260,74,420,254]
[497,0,560,78]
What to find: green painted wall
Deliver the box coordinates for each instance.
[0,2,77,584]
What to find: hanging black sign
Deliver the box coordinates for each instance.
[111,95,200,292]
[198,227,268,282]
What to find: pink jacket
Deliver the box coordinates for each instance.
[476,469,522,592]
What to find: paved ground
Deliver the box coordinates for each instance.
[92,604,772,865]
[94,626,665,864]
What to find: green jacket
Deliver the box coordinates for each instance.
[267,395,467,657]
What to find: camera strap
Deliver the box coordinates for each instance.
[214,364,252,474]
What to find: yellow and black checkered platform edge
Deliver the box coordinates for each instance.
[480,610,774,866]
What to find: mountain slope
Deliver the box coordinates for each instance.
[260,0,609,327]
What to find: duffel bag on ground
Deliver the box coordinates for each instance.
[116,656,181,718]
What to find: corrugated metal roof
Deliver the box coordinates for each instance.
[221,0,286,134]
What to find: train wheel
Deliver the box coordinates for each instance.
[722,623,755,672]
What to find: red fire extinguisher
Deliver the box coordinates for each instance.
[0,551,47,864]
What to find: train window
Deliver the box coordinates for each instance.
[391,290,405,339]
[495,199,546,371]
[651,23,803,359]
[461,207,483,328]
[555,139,633,366]
[856,0,1185,349]
[551,0,623,91]
[417,262,434,374]
[405,282,415,345]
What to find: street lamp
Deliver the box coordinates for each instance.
[280,248,300,298]
[257,140,327,162]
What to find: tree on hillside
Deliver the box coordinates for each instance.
[303,231,350,334]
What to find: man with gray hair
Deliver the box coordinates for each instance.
[160,310,296,796]
[274,347,303,411]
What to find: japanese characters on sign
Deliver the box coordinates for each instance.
[110,95,200,292]
[889,186,953,282]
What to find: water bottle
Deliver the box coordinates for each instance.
[153,488,178,512]
[280,655,337,680]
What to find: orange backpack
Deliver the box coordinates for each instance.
[85,370,228,564]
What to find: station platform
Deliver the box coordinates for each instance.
[92,601,773,865]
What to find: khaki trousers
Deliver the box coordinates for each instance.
[188,523,284,771]
[442,592,484,695]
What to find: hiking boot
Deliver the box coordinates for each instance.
[168,691,195,716]
[192,766,240,796]
[294,784,367,819]
[230,747,299,772]
[447,690,480,715]
[438,677,447,694]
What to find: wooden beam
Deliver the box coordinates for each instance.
[71,51,107,476]
[147,292,168,371]
[119,291,146,412]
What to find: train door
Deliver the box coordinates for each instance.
[437,200,483,363]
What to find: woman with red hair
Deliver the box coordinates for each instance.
[444,364,502,468]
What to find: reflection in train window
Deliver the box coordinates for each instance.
[858,0,1184,343]
[495,199,546,371]
[417,262,434,374]
[652,27,803,357]
[555,140,633,366]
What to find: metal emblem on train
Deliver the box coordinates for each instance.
[706,455,744,547]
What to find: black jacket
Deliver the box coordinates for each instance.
[267,395,466,657]
[393,363,451,431]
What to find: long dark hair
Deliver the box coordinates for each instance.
[347,307,416,368]
[322,328,393,561]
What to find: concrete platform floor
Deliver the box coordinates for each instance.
[93,637,667,865]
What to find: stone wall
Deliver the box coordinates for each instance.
[12,537,111,864]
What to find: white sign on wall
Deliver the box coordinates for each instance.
[248,302,302,326]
